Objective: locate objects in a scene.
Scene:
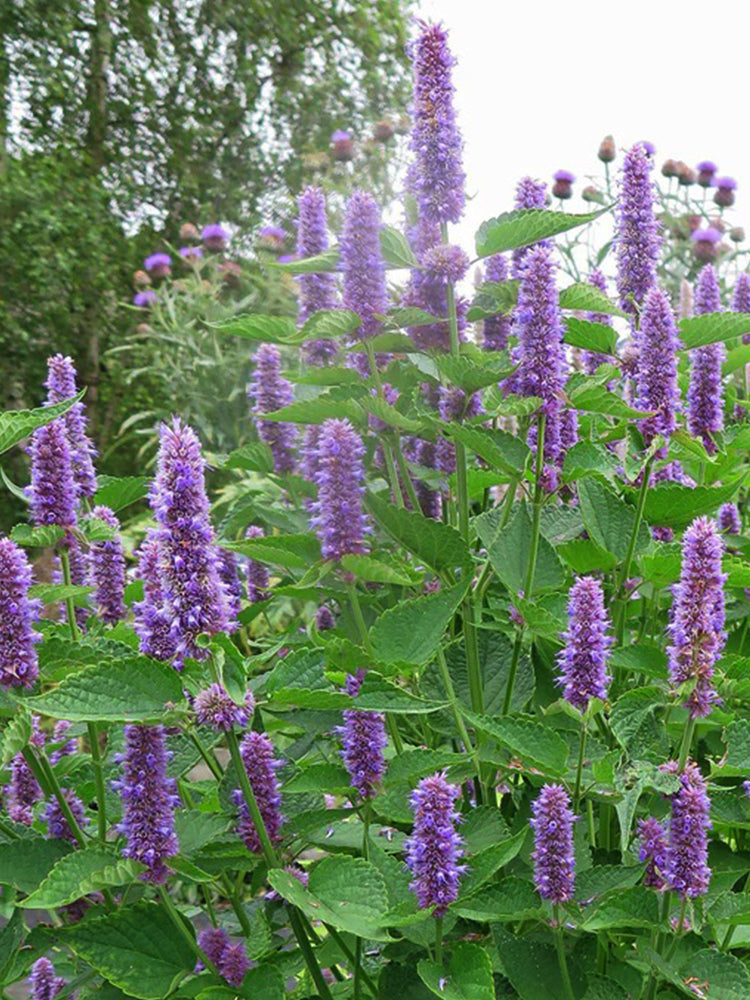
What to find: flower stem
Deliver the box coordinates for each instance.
[552,904,576,1000]
[677,716,696,771]
[435,916,444,966]
[87,722,108,844]
[59,549,80,640]
[436,647,483,795]
[573,720,587,813]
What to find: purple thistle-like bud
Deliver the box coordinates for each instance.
[150,419,232,666]
[636,286,681,448]
[408,22,465,225]
[297,187,339,365]
[133,532,176,662]
[668,517,726,718]
[512,177,549,279]
[234,731,283,853]
[6,750,43,824]
[216,548,243,622]
[244,526,271,602]
[44,354,97,500]
[117,724,179,883]
[339,671,387,800]
[0,538,41,688]
[341,190,387,373]
[421,244,470,283]
[557,576,612,711]
[44,788,87,843]
[310,419,368,562]
[89,505,126,625]
[731,273,750,343]
[666,762,711,899]
[583,269,613,373]
[316,605,336,630]
[718,503,741,534]
[483,254,512,351]
[29,958,66,1000]
[29,420,78,539]
[194,683,252,731]
[202,224,228,251]
[688,266,725,453]
[615,144,661,315]
[637,816,668,889]
[530,783,576,903]
[405,771,466,916]
[248,344,297,474]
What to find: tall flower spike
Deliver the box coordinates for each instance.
[668,516,726,718]
[482,254,512,350]
[0,537,41,688]
[557,576,612,711]
[512,177,549,279]
[340,190,387,373]
[637,286,681,448]
[150,419,232,666]
[233,731,283,853]
[583,269,613,373]
[6,750,43,824]
[29,958,67,1000]
[116,724,179,883]
[248,344,297,473]
[28,419,78,539]
[637,816,668,889]
[297,187,338,365]
[133,531,176,662]
[45,353,97,499]
[244,526,271,602]
[405,771,466,916]
[408,22,465,225]
[310,419,368,561]
[666,762,711,899]
[216,548,243,623]
[89,505,126,625]
[531,783,576,903]
[615,143,661,315]
[340,671,387,800]
[688,265,725,452]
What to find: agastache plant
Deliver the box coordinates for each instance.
[482,254,512,350]
[531,784,576,903]
[340,190,387,372]
[636,285,680,448]
[297,187,339,365]
[405,771,465,916]
[0,538,41,688]
[248,343,297,473]
[557,576,612,711]
[89,505,126,625]
[666,762,712,899]
[339,671,387,800]
[44,353,97,499]
[233,731,283,853]
[512,176,549,278]
[309,419,368,561]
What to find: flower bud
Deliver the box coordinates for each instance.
[179,222,200,243]
[731,226,745,243]
[661,159,679,178]
[552,169,575,199]
[133,269,151,289]
[256,226,286,253]
[691,227,722,263]
[696,160,717,187]
[582,185,606,204]
[144,253,171,279]
[598,135,615,163]
[677,162,696,186]
[330,129,355,162]
[373,119,395,142]
[714,177,737,207]
[201,223,229,252]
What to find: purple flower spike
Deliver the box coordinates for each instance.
[483,254,511,351]
[133,531,176,662]
[89,505,126,625]
[401,216,468,352]
[310,419,368,562]
[341,190,387,373]
[688,265,725,453]
[512,177,550,279]
[637,816,668,889]
[116,724,179,883]
[340,671,387,800]
[405,771,465,916]
[583,270,613,373]
[215,548,242,623]
[244,526,271,603]
[615,144,661,315]
[530,783,576,903]
[637,286,680,448]
[297,187,339,365]
[249,344,297,474]
[44,788,87,843]
[732,273,750,343]
[195,683,253,731]
[668,517,726,718]
[421,244,470,283]
[0,538,41,688]
[557,576,612,711]
[234,731,283,853]
[219,943,250,987]
[6,750,43,824]
[409,22,465,225]
[150,419,232,666]
[45,354,97,500]
[316,605,336,630]
[29,419,78,539]
[666,762,711,899]
[29,958,66,1000]
[718,503,741,534]
[197,926,230,969]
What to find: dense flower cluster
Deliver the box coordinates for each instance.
[233,731,283,853]
[297,186,338,364]
[405,771,465,915]
[531,784,576,903]
[309,419,368,561]
[339,671,387,800]
[0,538,41,688]
[615,143,661,314]
[249,344,297,473]
[44,354,97,499]
[666,762,711,898]
[89,505,126,625]
[557,576,612,711]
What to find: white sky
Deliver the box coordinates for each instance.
[417,0,750,259]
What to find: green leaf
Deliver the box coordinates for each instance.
[724,343,750,375]
[559,282,627,317]
[418,942,496,1000]
[0,911,24,981]
[719,719,750,776]
[641,480,743,530]
[679,311,750,350]
[1,710,31,765]
[432,353,515,394]
[299,308,361,340]
[0,838,73,893]
[22,849,145,909]
[453,877,541,922]
[575,865,644,901]
[366,493,471,573]
[464,712,569,775]
[217,314,298,344]
[369,580,469,665]
[581,887,659,930]
[562,441,619,483]
[448,424,530,477]
[475,504,565,595]
[349,331,416,353]
[563,317,618,356]
[94,476,149,512]
[222,533,321,569]
[492,926,585,1000]
[577,478,650,560]
[360,396,424,433]
[458,828,528,898]
[256,394,362,426]
[475,206,610,258]
[610,687,664,758]
[80,516,117,541]
[385,306,445,329]
[380,226,418,268]
[0,393,85,456]
[557,539,618,574]
[569,382,649,418]
[219,443,274,473]
[270,247,340,273]
[467,280,519,321]
[283,763,352,794]
[26,656,184,722]
[63,901,196,999]
[30,583,93,606]
[267,856,390,940]
[10,523,65,547]
[339,553,413,585]
[676,949,750,1000]
[356,675,446,713]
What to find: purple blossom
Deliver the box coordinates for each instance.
[0,538,41,688]
[512,177,549,279]
[421,244,470,283]
[408,22,465,225]
[194,683,252,731]
[637,286,681,447]
[405,771,465,916]
[552,170,575,199]
[339,671,387,800]
[202,224,229,251]
[615,144,661,315]
[341,190,387,373]
[219,943,250,987]
[29,958,66,1000]
[150,419,232,666]
[45,354,97,500]
[559,407,578,453]
[583,269,613,373]
[144,253,171,277]
[309,419,368,562]
[6,750,43,824]
[697,161,717,186]
[297,187,339,365]
[666,762,711,899]
[714,177,737,208]
[179,245,203,260]
[402,216,467,352]
[530,783,576,903]
[316,605,336,630]
[197,926,230,969]
[49,720,77,764]
[44,788,87,843]
[688,265,725,453]
[244,526,271,602]
[216,548,243,622]
[301,425,322,483]
[718,503,741,534]
[637,816,668,889]
[249,344,297,474]
[116,724,179,883]
[234,731,283,853]
[89,505,126,625]
[668,517,726,718]
[28,419,78,539]
[731,273,750,344]
[133,531,176,662]
[557,576,612,711]
[436,386,482,473]
[483,254,511,350]
[134,290,157,307]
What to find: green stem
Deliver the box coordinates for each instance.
[354,937,363,1000]
[33,749,87,849]
[189,730,224,781]
[221,875,252,935]
[677,716,696,771]
[665,898,688,960]
[573,720,587,813]
[436,647,483,791]
[157,885,217,974]
[59,549,80,640]
[614,455,654,644]
[552,905,576,1000]
[321,923,377,995]
[392,444,422,514]
[586,799,596,849]
[87,722,108,845]
[362,799,371,861]
[435,916,444,967]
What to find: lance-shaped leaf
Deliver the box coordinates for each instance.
[369,580,469,665]
[563,317,619,356]
[216,314,298,343]
[475,205,611,258]
[299,308,361,340]
[0,392,85,456]
[679,311,750,350]
[268,247,340,273]
[380,226,418,268]
[559,282,628,316]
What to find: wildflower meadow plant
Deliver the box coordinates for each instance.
[6,17,750,1000]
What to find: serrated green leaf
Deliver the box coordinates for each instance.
[475,206,609,258]
[467,280,519,321]
[0,393,85,456]
[577,478,650,560]
[610,687,664,758]
[366,493,471,573]
[348,331,416,353]
[581,886,659,930]
[385,306,445,329]
[458,828,528,899]
[575,865,644,901]
[10,523,65,547]
[432,354,515,394]
[369,580,469,665]
[464,712,569,775]
[640,480,743,530]
[559,282,627,317]
[563,317,619,356]
[22,849,145,908]
[448,424,530,476]
[222,533,321,569]
[283,763,352,794]
[217,314,298,344]
[453,877,541,922]
[270,247,340,273]
[219,443,274,473]
[0,838,73,893]
[418,942,495,1000]
[557,539,618,573]
[493,926,585,1000]
[339,553,413,585]
[380,226,418,268]
[30,583,93,606]
[299,307,361,341]
[724,343,750,375]
[679,311,750,350]
[475,503,565,595]
[569,382,649,418]
[676,949,750,1000]
[1,710,31,765]
[256,394,362,426]
[562,441,619,483]
[93,476,149,512]
[360,396,424,433]
[719,719,750,777]
[355,675,446,714]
